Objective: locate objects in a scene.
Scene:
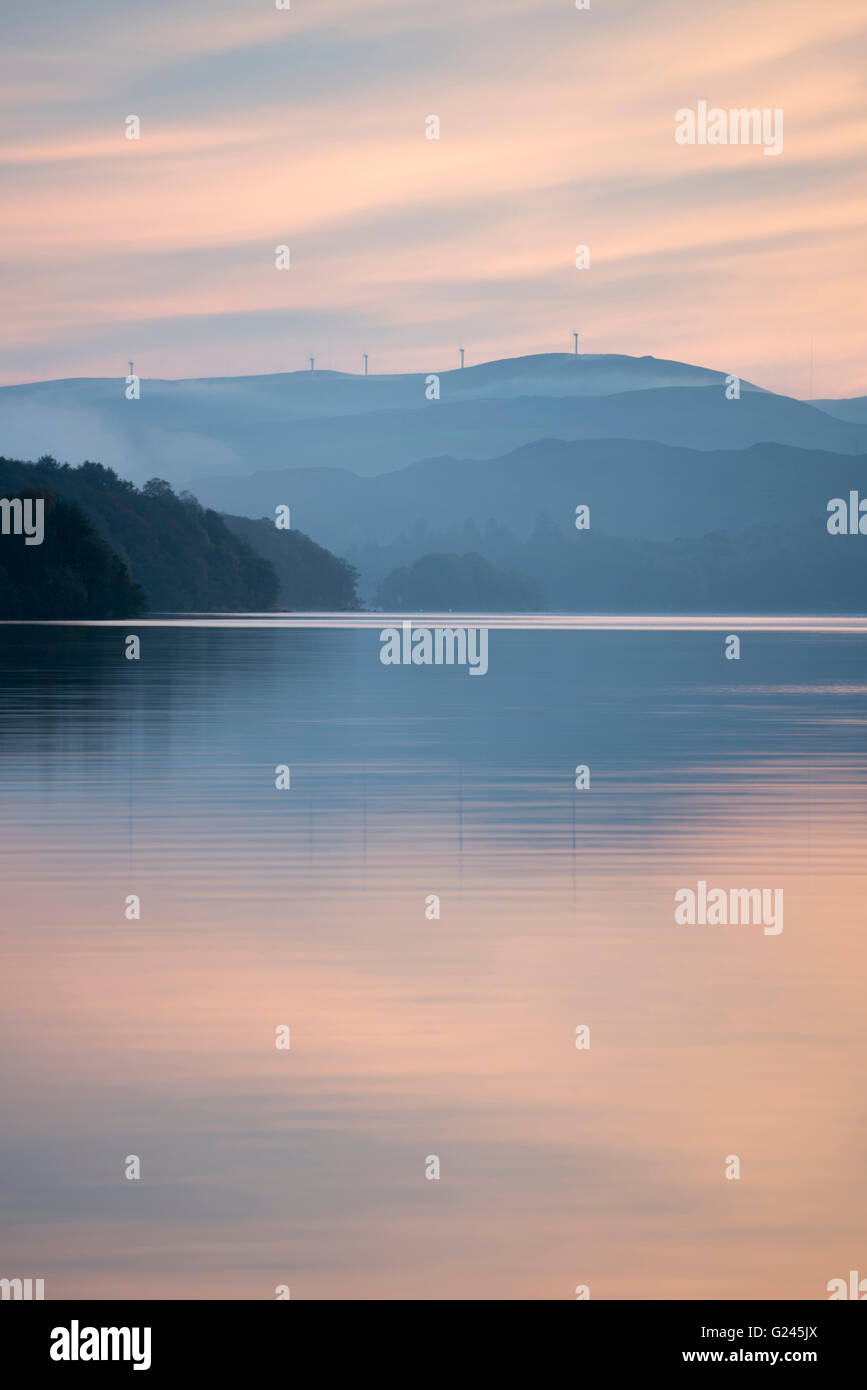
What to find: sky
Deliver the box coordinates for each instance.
[0,0,865,396]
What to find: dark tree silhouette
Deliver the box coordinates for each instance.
[0,487,147,618]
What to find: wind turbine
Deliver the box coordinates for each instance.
[459,347,465,368]
[363,353,368,377]
[573,332,579,355]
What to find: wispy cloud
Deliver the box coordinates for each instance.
[0,0,864,393]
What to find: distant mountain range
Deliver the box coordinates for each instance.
[2,353,866,489]
[2,351,865,613]
[190,438,867,553]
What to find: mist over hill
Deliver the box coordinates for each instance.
[191,434,867,612]
[365,522,867,615]
[2,353,865,490]
[190,438,867,555]
[3,351,865,615]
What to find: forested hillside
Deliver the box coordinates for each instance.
[0,458,359,616]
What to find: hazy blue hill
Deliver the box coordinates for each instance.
[3,353,865,489]
[0,352,750,425]
[221,514,359,610]
[5,351,863,615]
[190,438,867,558]
[375,552,546,612]
[354,521,867,615]
[182,386,867,482]
[813,397,867,424]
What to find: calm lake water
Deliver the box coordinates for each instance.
[1,616,865,1299]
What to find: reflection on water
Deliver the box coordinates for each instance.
[0,620,865,1299]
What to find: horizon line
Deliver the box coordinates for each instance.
[0,348,791,397]
[6,613,867,633]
